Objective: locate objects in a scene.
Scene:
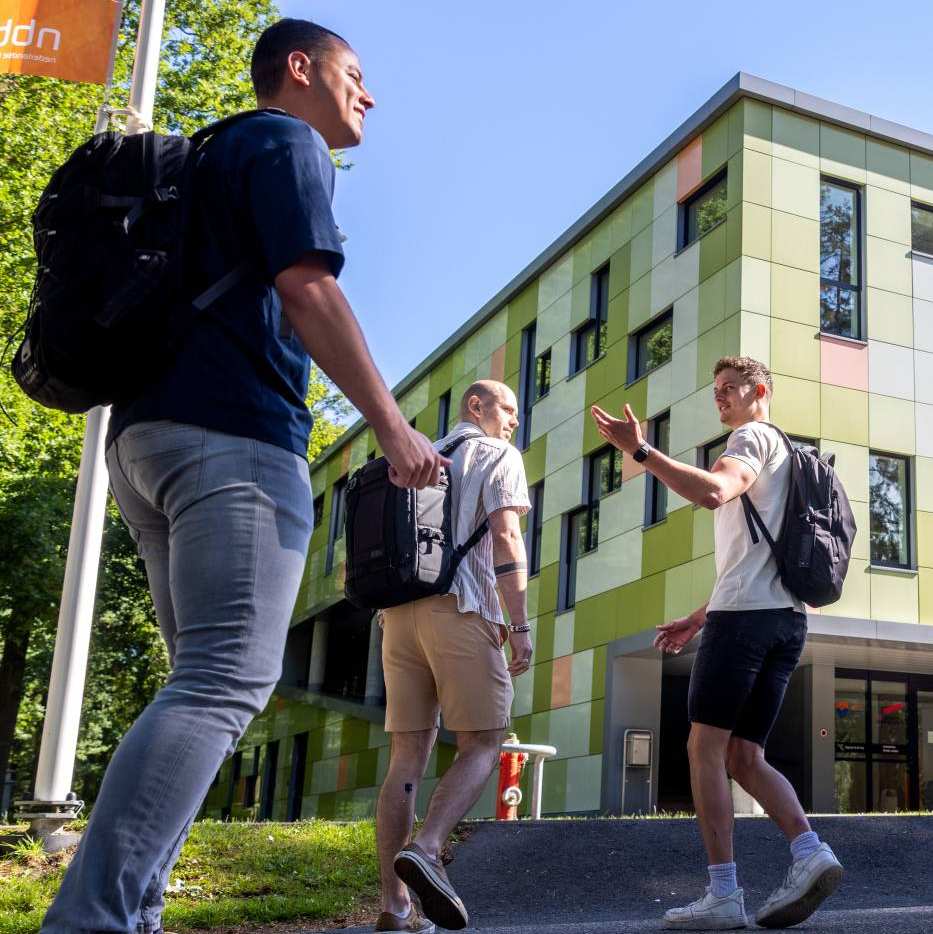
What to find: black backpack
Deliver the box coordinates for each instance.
[740,424,856,608]
[10,110,271,414]
[344,431,502,610]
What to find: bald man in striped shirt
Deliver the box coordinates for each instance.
[374,380,533,933]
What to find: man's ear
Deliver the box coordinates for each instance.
[756,383,768,399]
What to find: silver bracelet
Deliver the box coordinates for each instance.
[506,624,531,633]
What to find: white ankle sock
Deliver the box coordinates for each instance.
[790,830,821,862]
[708,862,738,897]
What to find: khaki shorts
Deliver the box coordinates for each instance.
[381,593,514,732]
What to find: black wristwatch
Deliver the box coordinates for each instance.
[633,442,652,463]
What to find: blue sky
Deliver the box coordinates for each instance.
[280,0,933,396]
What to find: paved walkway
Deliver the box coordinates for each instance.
[305,815,933,933]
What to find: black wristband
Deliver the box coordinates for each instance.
[633,442,652,463]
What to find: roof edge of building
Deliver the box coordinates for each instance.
[312,71,933,472]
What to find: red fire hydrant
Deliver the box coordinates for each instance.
[496,733,528,820]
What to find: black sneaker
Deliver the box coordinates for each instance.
[393,843,468,930]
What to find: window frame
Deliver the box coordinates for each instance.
[437,389,451,440]
[819,176,863,341]
[526,481,544,577]
[312,492,325,531]
[517,323,537,450]
[868,450,913,570]
[570,264,610,376]
[678,168,728,251]
[628,308,673,384]
[559,507,586,612]
[645,411,671,526]
[325,476,348,575]
[911,201,933,256]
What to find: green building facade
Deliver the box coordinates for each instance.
[202,73,933,823]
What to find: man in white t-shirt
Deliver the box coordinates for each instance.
[591,356,842,931]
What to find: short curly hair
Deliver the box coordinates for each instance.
[713,356,773,397]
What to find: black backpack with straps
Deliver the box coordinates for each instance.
[10,110,271,414]
[344,431,503,610]
[740,424,856,608]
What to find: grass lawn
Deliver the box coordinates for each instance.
[0,820,380,934]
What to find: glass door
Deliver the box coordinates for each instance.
[834,675,868,812]
[918,690,933,811]
[870,680,909,811]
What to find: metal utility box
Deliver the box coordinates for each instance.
[621,729,654,814]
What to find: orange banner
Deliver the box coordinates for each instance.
[0,0,121,84]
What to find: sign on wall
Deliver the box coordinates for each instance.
[0,0,120,84]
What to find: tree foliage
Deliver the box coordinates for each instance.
[0,0,348,809]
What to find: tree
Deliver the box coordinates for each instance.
[0,0,348,809]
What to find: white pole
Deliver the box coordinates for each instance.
[29,0,167,810]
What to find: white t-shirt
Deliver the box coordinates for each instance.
[438,422,531,626]
[706,421,805,613]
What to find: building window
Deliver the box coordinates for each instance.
[560,508,586,611]
[526,482,544,576]
[437,389,451,439]
[243,746,260,806]
[312,493,324,531]
[325,477,347,575]
[259,740,279,820]
[286,732,309,822]
[645,411,671,525]
[629,309,673,382]
[820,179,861,340]
[912,202,933,255]
[571,265,609,375]
[518,326,551,449]
[679,169,727,250]
[869,452,911,568]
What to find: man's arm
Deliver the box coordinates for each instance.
[275,254,447,488]
[487,506,533,676]
[654,602,707,654]
[591,404,757,509]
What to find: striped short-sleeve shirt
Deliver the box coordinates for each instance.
[438,422,531,626]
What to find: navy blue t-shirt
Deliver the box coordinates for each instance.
[108,110,345,458]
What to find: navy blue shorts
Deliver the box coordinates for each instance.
[687,608,806,747]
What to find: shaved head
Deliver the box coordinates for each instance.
[459,380,505,420]
[458,380,519,441]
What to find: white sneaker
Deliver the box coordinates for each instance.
[755,842,843,928]
[664,887,748,930]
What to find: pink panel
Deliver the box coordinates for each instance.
[337,755,351,791]
[676,137,703,202]
[550,654,572,709]
[490,344,506,381]
[820,335,868,391]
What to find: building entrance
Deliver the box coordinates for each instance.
[834,669,933,812]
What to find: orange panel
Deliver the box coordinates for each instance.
[820,335,868,391]
[490,344,506,382]
[550,654,572,709]
[676,137,703,202]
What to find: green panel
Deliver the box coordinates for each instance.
[642,505,694,576]
[535,611,556,662]
[341,717,370,755]
[725,204,742,265]
[918,512,933,568]
[536,562,559,614]
[630,226,653,283]
[606,290,630,347]
[820,384,868,446]
[631,181,654,235]
[436,742,457,775]
[316,792,336,819]
[583,378,647,452]
[589,699,605,755]
[701,114,729,178]
[770,318,820,380]
[591,644,607,701]
[505,333,522,380]
[698,218,728,283]
[608,242,632,298]
[510,714,532,744]
[616,572,666,638]
[584,339,627,411]
[523,433,547,485]
[572,591,617,651]
[508,281,539,337]
[725,152,743,212]
[532,659,553,712]
[428,355,454,397]
[698,267,727,335]
[742,99,773,152]
[353,748,378,787]
[573,237,592,284]
[541,757,569,814]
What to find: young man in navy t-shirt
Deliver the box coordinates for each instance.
[43,19,444,934]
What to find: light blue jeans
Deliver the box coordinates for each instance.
[42,421,313,934]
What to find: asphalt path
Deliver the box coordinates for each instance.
[306,815,933,933]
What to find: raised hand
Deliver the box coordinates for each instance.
[591,403,644,455]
